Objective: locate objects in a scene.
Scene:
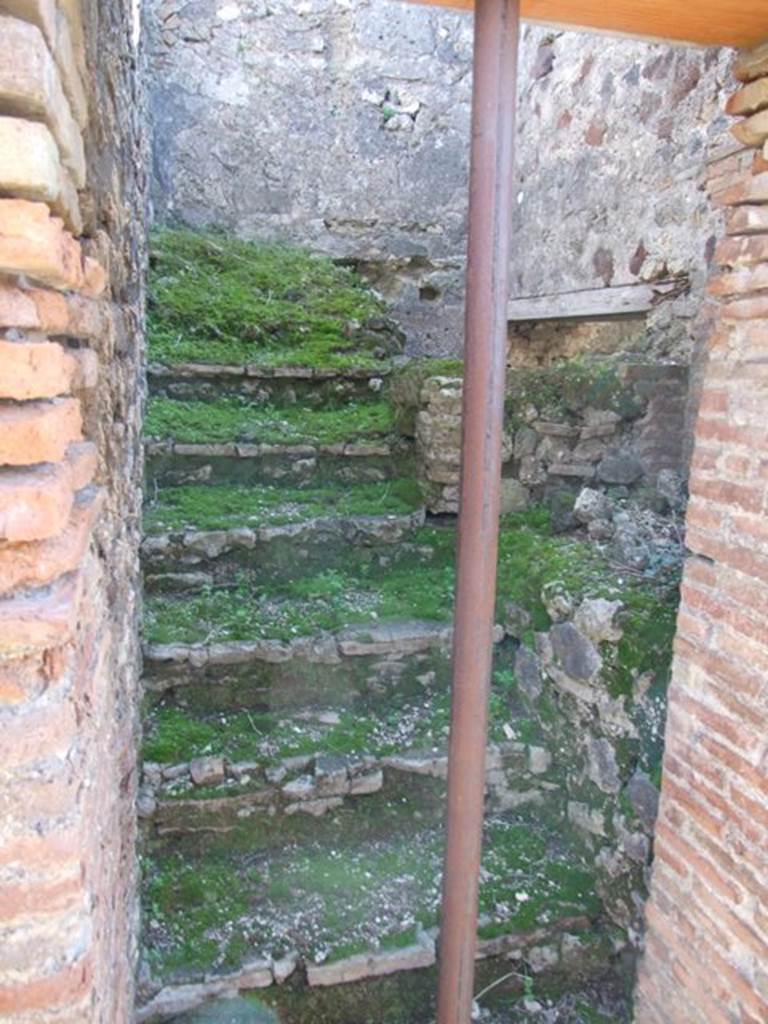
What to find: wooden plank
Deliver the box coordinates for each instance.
[506,281,681,321]
[406,0,768,49]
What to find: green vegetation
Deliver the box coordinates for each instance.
[143,814,599,982]
[505,359,639,431]
[143,509,674,648]
[148,228,393,370]
[144,480,423,534]
[144,396,395,446]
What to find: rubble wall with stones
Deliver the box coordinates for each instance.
[145,0,731,357]
[635,42,768,1024]
[405,361,688,525]
[0,1,147,1020]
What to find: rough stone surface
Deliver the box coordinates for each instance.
[549,622,602,681]
[146,1,730,356]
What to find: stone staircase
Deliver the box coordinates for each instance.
[134,232,676,1024]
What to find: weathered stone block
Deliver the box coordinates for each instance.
[731,108,768,149]
[189,756,225,787]
[726,76,768,117]
[0,15,85,187]
[597,453,644,485]
[0,117,81,231]
[549,622,601,681]
[0,0,88,127]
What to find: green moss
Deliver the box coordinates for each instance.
[390,359,463,435]
[144,396,395,446]
[143,703,402,766]
[148,228,392,370]
[505,359,638,431]
[143,814,599,984]
[143,854,254,975]
[478,820,601,936]
[144,480,423,534]
[143,512,656,647]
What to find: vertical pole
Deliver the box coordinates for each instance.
[436,1,519,1023]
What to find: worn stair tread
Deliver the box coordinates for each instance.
[141,814,602,997]
[144,396,396,448]
[149,362,392,381]
[142,481,424,537]
[142,513,619,650]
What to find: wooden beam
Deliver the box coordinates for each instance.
[506,280,683,321]
[406,0,768,49]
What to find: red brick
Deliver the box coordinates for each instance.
[0,337,79,399]
[0,441,95,543]
[0,284,108,341]
[0,397,81,467]
[0,958,91,1015]
[688,475,764,515]
[0,461,74,543]
[725,205,768,237]
[0,199,105,295]
[712,171,768,209]
[0,486,102,596]
[695,416,768,450]
[0,570,80,657]
[0,871,82,921]
[0,822,83,876]
[715,232,768,266]
[721,294,768,320]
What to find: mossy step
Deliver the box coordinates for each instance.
[144,481,424,535]
[145,441,414,490]
[148,362,391,409]
[144,397,396,448]
[143,512,425,593]
[143,514,621,652]
[142,481,426,590]
[140,813,604,1010]
[142,620,490,714]
[148,228,402,373]
[140,742,557,862]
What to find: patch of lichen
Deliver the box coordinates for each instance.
[148,228,396,370]
[144,396,395,446]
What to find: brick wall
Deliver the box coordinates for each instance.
[0,2,146,1021]
[635,41,768,1024]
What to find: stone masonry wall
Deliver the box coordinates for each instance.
[635,43,768,1024]
[0,2,147,1021]
[146,0,731,357]
[407,361,688,521]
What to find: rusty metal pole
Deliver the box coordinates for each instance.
[436,1,520,1022]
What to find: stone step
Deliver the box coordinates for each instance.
[138,813,605,1023]
[148,361,391,408]
[142,620,506,715]
[145,439,415,490]
[142,479,426,591]
[140,696,556,854]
